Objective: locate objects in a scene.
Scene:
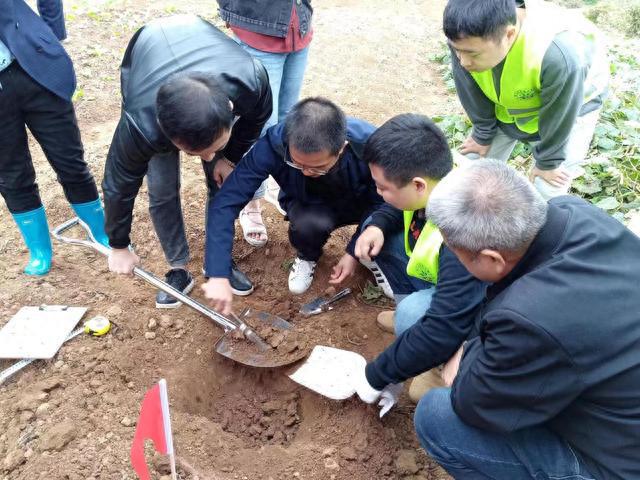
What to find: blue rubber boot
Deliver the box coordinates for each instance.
[71,198,109,247]
[12,206,53,276]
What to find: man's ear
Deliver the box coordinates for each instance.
[413,176,428,194]
[479,249,507,275]
[504,24,518,44]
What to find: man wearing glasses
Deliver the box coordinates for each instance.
[201,97,388,314]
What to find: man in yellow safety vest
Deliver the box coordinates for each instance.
[446,0,608,199]
[354,114,487,401]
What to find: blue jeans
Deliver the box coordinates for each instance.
[362,219,435,335]
[415,389,595,480]
[237,41,310,131]
[236,41,310,200]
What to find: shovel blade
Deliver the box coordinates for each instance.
[299,297,327,317]
[215,309,307,368]
[287,345,366,400]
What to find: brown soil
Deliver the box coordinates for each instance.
[0,0,455,479]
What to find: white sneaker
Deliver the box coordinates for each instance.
[360,259,394,299]
[288,257,317,294]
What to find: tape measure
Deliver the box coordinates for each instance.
[83,316,111,336]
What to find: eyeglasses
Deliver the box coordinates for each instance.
[284,148,338,176]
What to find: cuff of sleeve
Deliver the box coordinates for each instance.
[471,130,494,147]
[365,362,388,391]
[109,238,130,249]
[534,160,563,170]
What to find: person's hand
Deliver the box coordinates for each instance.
[201,277,233,315]
[329,254,358,285]
[377,383,404,418]
[441,344,465,387]
[458,136,490,157]
[354,226,385,262]
[530,165,571,189]
[212,157,235,187]
[108,247,140,274]
[353,361,402,417]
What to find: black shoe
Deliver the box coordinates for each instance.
[155,268,195,309]
[230,260,254,296]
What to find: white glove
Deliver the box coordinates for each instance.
[353,363,403,418]
[377,383,403,418]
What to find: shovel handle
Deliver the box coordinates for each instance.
[51,218,238,333]
[324,288,352,307]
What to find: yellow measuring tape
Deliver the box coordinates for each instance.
[83,316,111,336]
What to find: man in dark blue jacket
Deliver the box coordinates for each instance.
[0,0,108,276]
[202,97,385,313]
[357,160,640,479]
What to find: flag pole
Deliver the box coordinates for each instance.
[159,379,178,480]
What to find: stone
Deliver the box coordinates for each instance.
[38,421,77,452]
[147,318,157,330]
[53,360,64,369]
[89,379,102,389]
[159,316,173,328]
[120,416,135,427]
[106,305,122,318]
[324,457,340,470]
[35,403,51,417]
[395,450,420,475]
[340,446,357,461]
[3,449,26,472]
[144,331,156,340]
[322,446,336,457]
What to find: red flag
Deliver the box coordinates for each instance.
[130,379,176,480]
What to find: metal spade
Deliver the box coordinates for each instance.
[52,217,303,368]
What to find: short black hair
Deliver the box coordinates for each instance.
[443,0,517,41]
[284,97,346,155]
[364,114,452,186]
[156,71,234,151]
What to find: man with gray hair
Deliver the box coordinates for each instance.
[414,159,640,478]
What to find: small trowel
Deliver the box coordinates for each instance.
[300,288,352,317]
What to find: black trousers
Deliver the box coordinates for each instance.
[0,62,98,214]
[287,200,363,262]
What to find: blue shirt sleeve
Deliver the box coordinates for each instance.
[204,133,281,278]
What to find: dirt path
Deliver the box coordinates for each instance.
[0,1,454,478]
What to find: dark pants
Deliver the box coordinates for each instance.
[286,201,362,261]
[146,152,220,268]
[0,62,97,214]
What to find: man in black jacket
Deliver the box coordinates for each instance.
[357,159,640,479]
[103,15,272,308]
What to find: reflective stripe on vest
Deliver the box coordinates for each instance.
[403,211,443,284]
[470,0,599,135]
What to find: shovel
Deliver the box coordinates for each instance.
[52,217,303,368]
[299,288,352,317]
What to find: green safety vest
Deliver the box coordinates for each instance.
[470,0,598,135]
[403,210,443,284]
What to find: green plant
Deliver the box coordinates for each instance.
[280,258,294,272]
[360,281,383,301]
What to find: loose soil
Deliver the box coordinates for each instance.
[1,0,456,478]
